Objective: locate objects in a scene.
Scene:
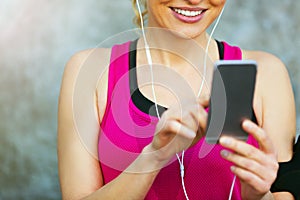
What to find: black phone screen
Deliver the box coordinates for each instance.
[205,60,257,144]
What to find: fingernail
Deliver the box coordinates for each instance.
[243,120,253,129]
[219,137,231,145]
[187,130,196,139]
[230,166,236,172]
[221,150,229,157]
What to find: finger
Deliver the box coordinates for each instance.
[162,120,197,151]
[219,136,265,163]
[198,95,210,108]
[192,104,208,133]
[230,166,271,194]
[168,103,207,134]
[220,150,271,180]
[179,104,203,132]
[242,120,276,155]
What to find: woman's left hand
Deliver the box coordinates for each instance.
[219,120,279,200]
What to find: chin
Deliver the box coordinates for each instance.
[170,27,205,40]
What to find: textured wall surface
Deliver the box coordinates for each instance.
[0,0,299,199]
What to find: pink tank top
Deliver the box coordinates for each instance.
[98,41,258,199]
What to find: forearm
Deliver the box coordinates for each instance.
[258,191,294,200]
[80,146,164,200]
[84,171,157,200]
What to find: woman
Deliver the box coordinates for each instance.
[58,0,296,199]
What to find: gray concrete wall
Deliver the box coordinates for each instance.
[0,0,299,199]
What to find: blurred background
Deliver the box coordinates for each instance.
[0,0,299,199]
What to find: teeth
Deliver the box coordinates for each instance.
[174,8,203,17]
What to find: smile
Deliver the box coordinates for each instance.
[170,7,207,23]
[173,8,204,17]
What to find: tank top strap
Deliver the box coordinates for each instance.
[222,41,242,60]
[107,42,131,105]
[102,41,131,125]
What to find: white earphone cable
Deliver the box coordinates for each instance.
[176,151,190,200]
[198,6,226,97]
[136,0,160,119]
[228,175,236,200]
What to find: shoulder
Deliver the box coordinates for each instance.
[60,48,112,123]
[63,48,111,83]
[242,50,287,75]
[242,50,293,100]
[242,50,291,93]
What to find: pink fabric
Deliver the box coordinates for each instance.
[223,41,242,60]
[98,41,258,199]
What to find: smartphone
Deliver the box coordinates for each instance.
[205,60,257,144]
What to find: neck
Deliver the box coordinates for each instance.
[137,27,218,71]
[136,27,217,96]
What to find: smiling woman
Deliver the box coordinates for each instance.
[1,0,299,200]
[57,0,297,200]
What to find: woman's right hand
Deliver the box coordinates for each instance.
[146,97,209,163]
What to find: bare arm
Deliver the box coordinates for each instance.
[257,52,296,200]
[256,52,296,162]
[58,50,104,199]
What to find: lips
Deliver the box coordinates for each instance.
[170,7,207,23]
[172,7,204,17]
